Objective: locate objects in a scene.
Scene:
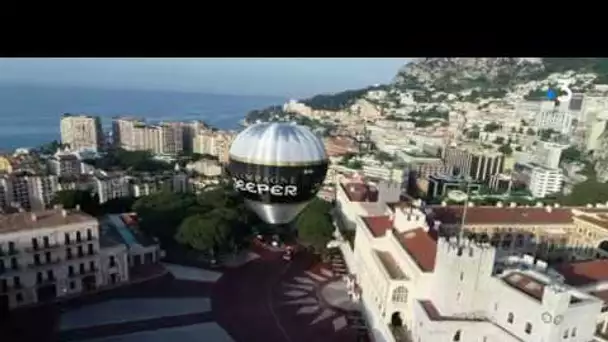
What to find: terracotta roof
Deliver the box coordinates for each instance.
[361,216,393,238]
[396,228,437,272]
[0,208,95,233]
[430,206,574,225]
[340,182,378,203]
[419,300,484,322]
[575,215,608,230]
[556,260,608,286]
[503,272,545,301]
[375,250,407,280]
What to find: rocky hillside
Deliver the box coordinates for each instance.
[244,58,608,126]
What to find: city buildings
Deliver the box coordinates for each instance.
[535,141,567,169]
[0,174,58,211]
[47,149,83,177]
[0,208,130,311]
[444,145,505,182]
[334,174,608,342]
[192,130,234,164]
[60,114,103,152]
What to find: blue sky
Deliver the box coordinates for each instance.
[0,58,409,98]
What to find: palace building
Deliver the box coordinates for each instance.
[335,173,608,342]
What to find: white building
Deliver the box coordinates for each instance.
[93,173,130,204]
[527,165,563,198]
[535,102,577,135]
[48,149,83,177]
[336,176,608,342]
[60,114,103,152]
[535,141,567,169]
[0,174,59,211]
[0,208,130,311]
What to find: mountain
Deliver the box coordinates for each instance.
[244,58,608,128]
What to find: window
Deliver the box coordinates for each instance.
[65,233,71,244]
[494,302,498,311]
[453,330,461,342]
[77,246,83,257]
[79,263,85,274]
[76,231,82,242]
[89,261,95,271]
[15,293,23,303]
[391,286,408,303]
[66,248,73,259]
[460,272,464,281]
[1,279,7,292]
[525,322,532,334]
[43,236,49,248]
[31,238,38,250]
[87,229,92,240]
[457,247,463,256]
[10,258,17,270]
[36,272,43,284]
[68,265,74,276]
[69,281,75,289]
[8,241,15,253]
[88,244,94,255]
[109,256,116,268]
[34,254,41,265]
[47,270,54,281]
[45,251,51,263]
[13,276,21,288]
[572,328,577,337]
[507,312,514,324]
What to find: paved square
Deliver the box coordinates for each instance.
[60,298,211,331]
[80,323,234,342]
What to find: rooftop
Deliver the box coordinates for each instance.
[502,272,546,301]
[396,228,437,272]
[361,215,393,237]
[575,214,608,230]
[419,300,484,322]
[430,206,574,226]
[375,250,408,280]
[340,182,379,203]
[556,260,608,286]
[0,208,96,234]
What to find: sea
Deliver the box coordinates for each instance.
[0,83,286,151]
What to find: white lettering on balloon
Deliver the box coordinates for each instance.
[233,178,298,196]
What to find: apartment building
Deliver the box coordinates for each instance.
[159,122,184,155]
[60,114,103,152]
[193,131,234,164]
[0,174,58,211]
[0,208,129,312]
[527,165,564,198]
[112,117,142,150]
[444,145,505,182]
[48,149,83,178]
[93,173,130,204]
[535,141,567,169]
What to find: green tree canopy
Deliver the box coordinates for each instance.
[296,198,335,252]
[560,146,583,164]
[484,122,501,133]
[498,144,513,156]
[133,191,198,242]
[51,189,99,216]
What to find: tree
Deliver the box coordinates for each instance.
[498,144,513,156]
[526,128,535,136]
[296,198,335,252]
[133,191,198,242]
[467,130,480,139]
[494,137,505,145]
[484,122,501,133]
[51,190,99,216]
[560,146,583,164]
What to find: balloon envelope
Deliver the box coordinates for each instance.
[228,122,329,225]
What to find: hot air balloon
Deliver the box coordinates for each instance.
[228,122,329,226]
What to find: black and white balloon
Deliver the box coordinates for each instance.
[228,122,329,225]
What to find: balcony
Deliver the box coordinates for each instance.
[69,268,98,278]
[65,236,97,247]
[28,258,62,269]
[0,249,19,257]
[25,243,62,253]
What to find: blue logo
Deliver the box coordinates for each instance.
[547,89,557,101]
